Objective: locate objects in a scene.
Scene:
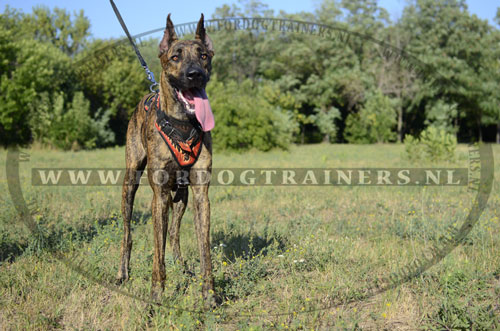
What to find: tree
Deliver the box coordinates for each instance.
[344,90,397,143]
[424,100,458,134]
[0,37,72,144]
[400,0,493,141]
[75,38,149,144]
[485,8,500,143]
[0,6,114,147]
[2,2,500,148]
[22,6,90,55]
[372,23,418,142]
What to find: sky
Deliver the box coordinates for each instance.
[2,0,498,40]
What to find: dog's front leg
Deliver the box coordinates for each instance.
[190,184,216,306]
[150,183,170,302]
[169,196,187,264]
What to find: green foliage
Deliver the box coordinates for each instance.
[401,0,497,140]
[423,271,498,330]
[22,6,90,55]
[1,0,500,149]
[310,107,341,142]
[100,55,148,118]
[0,37,72,145]
[74,39,149,144]
[344,91,397,143]
[207,77,296,151]
[404,126,457,162]
[402,135,423,162]
[29,92,114,150]
[0,7,141,147]
[425,100,458,134]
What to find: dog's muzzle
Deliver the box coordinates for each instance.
[185,67,207,86]
[187,68,205,81]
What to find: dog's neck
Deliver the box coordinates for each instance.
[159,71,191,122]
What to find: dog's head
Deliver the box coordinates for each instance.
[158,14,214,118]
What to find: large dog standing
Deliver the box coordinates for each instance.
[116,13,217,305]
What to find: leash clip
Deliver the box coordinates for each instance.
[145,68,159,92]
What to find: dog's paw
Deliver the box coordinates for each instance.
[115,273,129,285]
[204,290,222,310]
[151,286,164,303]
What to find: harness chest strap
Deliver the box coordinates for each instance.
[144,93,204,169]
[144,92,204,203]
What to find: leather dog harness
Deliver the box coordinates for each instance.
[144,92,204,168]
[144,92,204,202]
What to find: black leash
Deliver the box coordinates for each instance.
[109,0,158,92]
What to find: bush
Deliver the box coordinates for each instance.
[207,77,296,151]
[344,91,397,144]
[29,92,115,150]
[0,38,72,145]
[404,126,457,162]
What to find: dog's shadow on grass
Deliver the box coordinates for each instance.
[211,219,288,262]
[131,210,152,225]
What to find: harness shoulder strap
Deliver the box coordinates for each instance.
[143,92,158,113]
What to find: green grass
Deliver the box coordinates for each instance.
[1,144,499,329]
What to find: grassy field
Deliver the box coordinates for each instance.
[0,144,499,330]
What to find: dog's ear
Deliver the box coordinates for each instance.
[195,13,214,56]
[159,13,178,57]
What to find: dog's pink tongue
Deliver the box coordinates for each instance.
[191,88,214,132]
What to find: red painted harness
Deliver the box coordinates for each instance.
[144,93,203,168]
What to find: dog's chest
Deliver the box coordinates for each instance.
[143,93,204,168]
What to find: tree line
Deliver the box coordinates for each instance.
[1,0,499,151]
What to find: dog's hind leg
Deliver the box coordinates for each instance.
[117,119,147,284]
[169,193,187,264]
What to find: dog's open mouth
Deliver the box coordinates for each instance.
[175,87,197,113]
[174,87,215,132]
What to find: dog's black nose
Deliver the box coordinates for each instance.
[186,68,204,81]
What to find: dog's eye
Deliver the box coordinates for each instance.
[200,54,208,60]
[171,55,179,61]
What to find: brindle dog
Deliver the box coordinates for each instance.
[116,14,216,305]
